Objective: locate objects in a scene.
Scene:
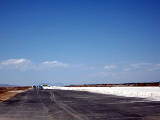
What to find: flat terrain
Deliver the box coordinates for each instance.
[0,89,160,120]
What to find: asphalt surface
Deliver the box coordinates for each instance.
[0,89,160,120]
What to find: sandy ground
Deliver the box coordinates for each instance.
[0,87,31,102]
[43,86,160,101]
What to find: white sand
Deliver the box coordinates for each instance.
[43,86,160,101]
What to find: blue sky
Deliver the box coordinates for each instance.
[0,0,160,86]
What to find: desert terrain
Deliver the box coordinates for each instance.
[0,87,31,102]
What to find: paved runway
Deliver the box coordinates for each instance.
[0,89,160,120]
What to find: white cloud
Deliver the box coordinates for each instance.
[104,65,117,70]
[123,63,152,72]
[148,64,160,71]
[130,63,151,69]
[0,59,69,71]
[0,58,32,71]
[1,58,30,65]
[41,60,68,68]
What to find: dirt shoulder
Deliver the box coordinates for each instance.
[0,87,32,102]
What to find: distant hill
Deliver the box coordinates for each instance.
[0,84,17,87]
[37,82,64,87]
[66,82,160,87]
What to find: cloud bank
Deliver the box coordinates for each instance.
[0,59,160,75]
[104,65,117,70]
[0,58,68,71]
[0,58,32,71]
[1,58,30,65]
[41,61,68,68]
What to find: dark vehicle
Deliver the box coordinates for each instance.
[32,85,43,90]
[38,85,43,90]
